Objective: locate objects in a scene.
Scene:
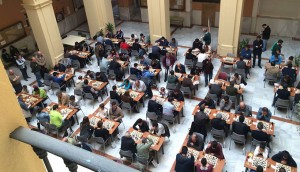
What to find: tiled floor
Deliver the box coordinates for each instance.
[11,21,300,172]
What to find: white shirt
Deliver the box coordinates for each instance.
[148,119,165,136]
[163,101,175,116]
[253,146,269,159]
[197,53,208,62]
[132,80,147,92]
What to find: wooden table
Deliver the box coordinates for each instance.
[50,71,74,82]
[69,50,91,59]
[128,127,165,164]
[43,102,78,121]
[104,38,122,44]
[89,109,120,135]
[244,152,297,172]
[107,58,129,68]
[220,56,251,67]
[158,46,178,55]
[273,85,298,97]
[175,73,200,85]
[192,106,234,124]
[17,93,43,108]
[213,79,244,94]
[127,41,148,49]
[62,35,86,46]
[85,78,108,91]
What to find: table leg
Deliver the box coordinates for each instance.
[156,150,159,164]
[75,114,79,125]
[161,143,164,155]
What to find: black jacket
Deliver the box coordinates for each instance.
[253,39,263,54]
[133,120,149,133]
[209,84,222,97]
[168,91,185,101]
[147,100,163,115]
[211,118,227,131]
[130,67,142,77]
[121,136,137,154]
[189,121,207,138]
[175,153,194,172]
[232,121,250,137]
[251,130,271,143]
[94,128,110,140]
[262,26,271,40]
[110,90,121,103]
[271,151,297,167]
[276,89,290,100]
[192,41,203,51]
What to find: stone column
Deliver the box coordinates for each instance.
[217,0,245,56]
[22,0,64,67]
[83,0,115,37]
[147,0,171,42]
[250,0,260,33]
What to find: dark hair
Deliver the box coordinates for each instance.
[230,81,235,86]
[259,142,266,150]
[239,115,245,123]
[22,85,27,89]
[181,146,188,154]
[112,85,117,90]
[142,138,147,144]
[195,38,200,42]
[257,122,264,130]
[174,88,179,94]
[288,56,294,61]
[36,107,42,113]
[84,79,88,85]
[188,48,192,53]
[99,103,105,108]
[70,95,75,101]
[137,118,143,124]
[270,61,276,66]
[278,39,283,43]
[111,101,117,106]
[53,72,58,76]
[256,165,264,172]
[152,121,158,127]
[224,95,229,101]
[134,39,138,43]
[53,104,59,110]
[211,141,218,148]
[97,120,103,128]
[201,158,207,166]
[172,38,175,41]
[82,116,90,125]
[234,73,239,78]
[200,106,205,112]
[170,70,174,75]
[145,66,149,70]
[262,107,268,112]
[168,97,174,102]
[131,34,134,38]
[262,24,267,27]
[134,63,138,67]
[256,35,261,39]
[140,33,144,36]
[279,167,286,172]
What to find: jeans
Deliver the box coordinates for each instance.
[204,72,213,86]
[34,71,43,87]
[97,56,103,66]
[262,39,268,51]
[20,67,29,80]
[253,53,262,67]
[164,66,170,82]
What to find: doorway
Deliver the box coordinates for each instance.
[201,3,218,27]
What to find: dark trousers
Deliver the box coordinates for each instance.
[204,72,213,86]
[13,83,23,94]
[253,53,262,67]
[164,66,170,82]
[20,67,29,80]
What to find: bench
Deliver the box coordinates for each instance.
[170,16,184,29]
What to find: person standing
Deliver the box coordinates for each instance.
[95,42,105,68]
[252,35,263,68]
[34,51,47,79]
[8,69,22,94]
[162,53,176,82]
[203,58,214,87]
[16,54,30,81]
[202,28,211,46]
[30,57,43,87]
[261,24,271,51]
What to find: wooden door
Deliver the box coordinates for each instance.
[201,3,217,27]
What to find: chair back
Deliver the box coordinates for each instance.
[74,89,83,96]
[120,49,129,55]
[44,73,52,80]
[193,132,204,140]
[196,62,203,69]
[208,93,218,102]
[105,45,112,53]
[146,111,158,121]
[251,139,266,147]
[162,114,174,123]
[231,132,246,144]
[110,99,120,106]
[236,68,245,78]
[129,74,138,81]
[51,82,61,89]
[100,67,107,74]
[228,95,237,107]
[76,135,88,143]
[184,59,194,67]
[211,127,225,138]
[121,101,132,110]
[92,136,105,144]
[131,50,139,57]
[83,92,94,100]
[180,86,192,95]
[119,150,133,159]
[166,83,177,91]
[135,154,148,165]
[71,60,80,70]
[43,79,52,87]
[141,77,150,85]
[275,98,290,108]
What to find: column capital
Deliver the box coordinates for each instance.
[22,0,52,10]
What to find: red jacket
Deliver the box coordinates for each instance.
[120,42,131,51]
[162,54,176,68]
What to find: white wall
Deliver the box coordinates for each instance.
[258,0,300,19]
[58,8,87,35]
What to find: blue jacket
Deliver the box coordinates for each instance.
[142,70,154,79]
[119,82,131,90]
[256,108,272,122]
[240,48,252,59]
[270,55,282,65]
[53,74,66,85]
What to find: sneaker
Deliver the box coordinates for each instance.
[97,66,100,69]
[152,160,158,167]
[259,66,262,69]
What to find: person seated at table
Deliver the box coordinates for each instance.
[49,104,63,129]
[256,107,272,122]
[52,72,66,86]
[121,131,137,155]
[68,95,80,109]
[160,46,168,56]
[272,84,290,106]
[148,99,163,117]
[270,54,282,65]
[280,75,294,87]
[187,133,204,151]
[265,61,280,79]
[155,36,169,46]
[250,165,263,172]
[35,107,50,129]
[189,121,207,140]
[139,33,145,42]
[196,158,213,172]
[110,85,121,104]
[129,34,137,41]
[65,65,74,74]
[168,88,184,101]
[151,42,161,57]
[120,39,131,53]
[205,141,225,159]
[230,73,247,85]
[121,90,138,112]
[96,32,104,44]
[183,74,195,91]
[194,106,208,125]
[192,38,203,51]
[175,146,195,172]
[211,113,228,135]
[198,96,215,109]
[108,49,119,59]
[191,65,202,76]
[132,39,146,57]
[1,48,15,64]
[251,122,271,145]
[159,87,167,98]
[253,143,269,159]
[239,45,252,60]
[83,79,99,99]
[18,97,32,122]
[97,103,108,118]
[74,42,83,51]
[185,48,197,62]
[95,72,108,82]
[109,101,124,122]
[109,57,124,80]
[84,70,95,79]
[136,138,156,166]
[140,55,152,66]
[133,118,149,133]
[75,76,84,90]
[236,57,249,78]
[132,80,147,92]
[174,62,186,74]
[151,59,161,69]
[32,86,47,101]
[167,70,179,84]
[142,66,155,79]
[79,116,94,140]
[115,28,124,39]
[235,101,252,117]
[271,150,297,167]
[282,62,297,82]
[94,120,110,141]
[21,85,29,94]
[56,91,69,106]
[119,79,131,90]
[285,56,296,66]
[163,97,177,117]
[169,38,178,48]
[232,115,250,138]
[209,83,222,101]
[130,63,142,79]
[220,96,232,112]
[104,36,113,47]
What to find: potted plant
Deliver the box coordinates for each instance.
[105,22,114,35]
[239,38,249,52]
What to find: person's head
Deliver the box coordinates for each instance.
[287,62,293,68]
[176,62,181,67]
[82,116,90,124]
[239,115,245,123]
[8,69,14,75]
[111,101,117,109]
[259,143,266,152]
[134,63,138,68]
[142,138,147,144]
[56,91,62,98]
[140,33,144,37]
[131,34,134,38]
[170,70,175,75]
[270,61,276,66]
[69,95,75,102]
[97,120,103,128]
[53,104,59,110]
[256,165,264,172]
[145,66,150,71]
[84,79,89,85]
[31,57,36,62]
[288,56,294,61]
[136,118,143,126]
[282,84,288,90]
[152,121,158,129]
[239,57,244,61]
[181,146,188,155]
[161,36,165,41]
[112,85,117,91]
[124,90,130,97]
[262,24,267,28]
[245,45,249,50]
[36,107,43,114]
[257,122,264,130]
[195,38,200,42]
[125,131,131,138]
[172,38,176,43]
[278,39,283,45]
[256,35,261,40]
[191,134,198,142]
[33,86,39,93]
[83,43,88,48]
[53,72,58,77]
[282,151,290,161]
[205,96,211,102]
[223,95,229,103]
[234,73,239,78]
[201,158,207,166]
[22,85,27,90]
[188,48,192,53]
[135,80,140,87]
[262,107,269,116]
[173,89,180,95]
[211,141,218,149]
[239,101,245,109]
[230,81,235,86]
[216,113,222,119]
[75,42,79,46]
[202,27,208,32]
[110,49,116,54]
[168,97,173,102]
[200,105,205,112]
[134,39,138,43]
[99,103,105,110]
[278,167,286,172]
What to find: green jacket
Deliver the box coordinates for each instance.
[203,32,211,45]
[136,139,154,159]
[33,88,47,99]
[50,110,63,128]
[167,75,178,84]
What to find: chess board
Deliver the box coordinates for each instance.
[215,112,230,121]
[275,163,292,172]
[25,97,38,105]
[234,117,252,126]
[257,121,270,130]
[172,101,180,110]
[149,69,156,74]
[92,81,103,87]
[175,73,182,78]
[103,120,115,130]
[234,84,240,90]
[60,108,73,118]
[204,108,211,115]
[187,148,200,161]
[224,57,235,62]
[204,154,218,168]
[130,130,143,142]
[147,135,159,147]
[116,88,126,95]
[155,97,165,105]
[252,156,268,170]
[20,94,29,99]
[90,117,101,126]
[243,59,250,64]
[130,91,140,99]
